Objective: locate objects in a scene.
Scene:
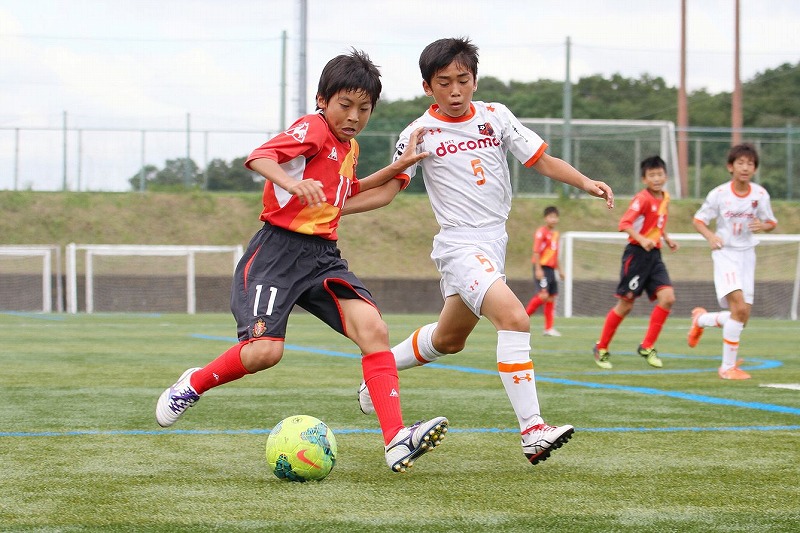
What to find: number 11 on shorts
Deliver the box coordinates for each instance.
[253,284,278,316]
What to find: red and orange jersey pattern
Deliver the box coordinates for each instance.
[245,113,360,241]
[618,189,670,248]
[532,226,559,267]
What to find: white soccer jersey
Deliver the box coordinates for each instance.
[694,181,777,249]
[393,102,547,229]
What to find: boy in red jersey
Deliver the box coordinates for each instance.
[593,155,678,370]
[156,50,449,474]
[346,37,614,467]
[525,206,564,337]
[688,143,777,380]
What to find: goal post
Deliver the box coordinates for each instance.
[66,244,243,314]
[516,118,680,197]
[561,232,800,320]
[0,245,63,312]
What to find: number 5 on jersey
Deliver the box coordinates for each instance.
[471,158,485,185]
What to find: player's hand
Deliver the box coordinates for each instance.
[748,218,764,233]
[639,237,656,251]
[288,179,326,207]
[394,127,430,169]
[585,180,614,209]
[666,239,679,252]
[709,235,724,250]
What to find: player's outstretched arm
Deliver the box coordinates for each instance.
[533,153,614,209]
[356,127,429,193]
[341,178,404,215]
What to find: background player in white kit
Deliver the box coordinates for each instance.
[345,37,614,465]
[688,143,777,380]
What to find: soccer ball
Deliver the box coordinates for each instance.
[265,415,338,482]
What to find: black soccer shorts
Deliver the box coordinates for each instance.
[615,243,672,301]
[230,223,377,342]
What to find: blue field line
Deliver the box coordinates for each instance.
[1,311,66,321]
[3,425,799,438]
[191,334,800,416]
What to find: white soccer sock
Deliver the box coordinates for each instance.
[496,330,543,432]
[698,311,731,329]
[391,322,444,371]
[721,319,744,371]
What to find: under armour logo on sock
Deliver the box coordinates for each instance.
[390,388,399,397]
[212,372,219,382]
[513,373,532,384]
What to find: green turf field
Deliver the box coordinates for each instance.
[2,312,799,532]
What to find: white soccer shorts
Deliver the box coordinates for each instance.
[712,247,756,307]
[431,224,507,317]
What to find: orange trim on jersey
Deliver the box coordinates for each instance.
[693,218,708,227]
[411,327,427,364]
[730,181,752,198]
[426,103,476,123]
[498,361,534,373]
[394,173,411,190]
[723,338,739,346]
[523,143,548,168]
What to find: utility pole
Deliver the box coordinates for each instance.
[732,0,743,145]
[280,30,287,130]
[297,0,307,117]
[677,0,689,197]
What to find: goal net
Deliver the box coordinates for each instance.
[0,245,63,312]
[561,232,800,320]
[66,244,243,314]
[515,119,679,198]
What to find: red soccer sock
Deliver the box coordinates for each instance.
[544,301,555,329]
[526,295,543,316]
[189,341,250,394]
[598,308,624,350]
[642,305,671,349]
[362,350,404,445]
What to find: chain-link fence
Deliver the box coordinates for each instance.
[2,121,797,199]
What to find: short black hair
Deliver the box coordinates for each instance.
[316,49,382,110]
[640,155,667,176]
[727,143,759,169]
[543,206,559,217]
[418,37,479,85]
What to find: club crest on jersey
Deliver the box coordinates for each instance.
[328,146,338,161]
[252,318,267,338]
[751,200,758,208]
[478,122,495,137]
[284,122,309,143]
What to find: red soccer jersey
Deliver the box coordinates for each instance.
[245,113,360,240]
[532,225,559,268]
[618,189,670,248]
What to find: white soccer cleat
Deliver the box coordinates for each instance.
[385,417,449,473]
[156,367,202,427]
[521,423,574,465]
[543,328,562,337]
[357,381,376,415]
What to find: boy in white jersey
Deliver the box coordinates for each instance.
[344,37,614,466]
[688,143,777,380]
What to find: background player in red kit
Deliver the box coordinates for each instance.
[525,206,564,337]
[593,155,678,370]
[156,50,449,474]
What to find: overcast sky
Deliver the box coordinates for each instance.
[1,0,798,190]
[2,0,799,131]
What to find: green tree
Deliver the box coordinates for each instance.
[205,157,261,191]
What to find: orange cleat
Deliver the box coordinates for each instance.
[718,362,751,380]
[687,307,706,348]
